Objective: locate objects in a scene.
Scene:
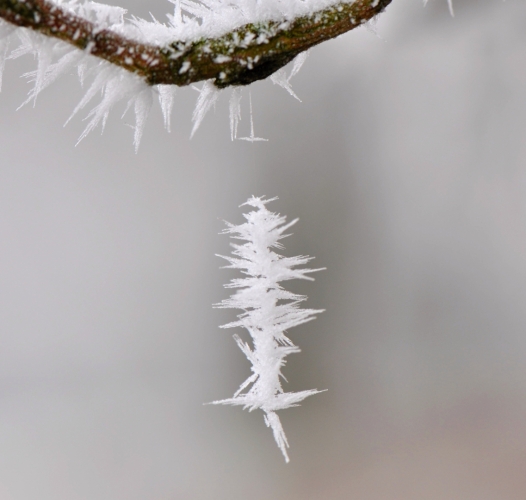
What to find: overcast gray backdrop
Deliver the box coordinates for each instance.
[1,0,526,498]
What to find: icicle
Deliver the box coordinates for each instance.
[133,87,154,152]
[229,87,242,141]
[264,411,290,463]
[0,21,14,92]
[238,91,268,142]
[270,68,300,102]
[190,80,220,138]
[77,60,88,87]
[0,38,9,93]
[75,69,147,145]
[28,41,56,106]
[156,84,177,132]
[65,63,117,126]
[423,0,454,17]
[8,30,37,61]
[20,49,84,107]
[269,50,309,102]
[8,31,67,107]
[447,0,454,17]
[0,19,14,41]
[289,50,309,81]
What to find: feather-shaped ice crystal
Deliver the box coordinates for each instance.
[211,196,325,462]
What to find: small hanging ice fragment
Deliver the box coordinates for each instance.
[237,91,268,142]
[229,87,242,141]
[190,80,221,137]
[157,84,177,132]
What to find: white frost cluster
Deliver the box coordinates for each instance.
[212,196,325,462]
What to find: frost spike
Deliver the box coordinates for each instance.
[133,86,154,152]
[191,80,220,138]
[229,87,242,141]
[157,84,177,133]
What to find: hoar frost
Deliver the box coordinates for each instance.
[211,196,325,463]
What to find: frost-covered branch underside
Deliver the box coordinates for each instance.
[211,197,325,462]
[0,0,392,88]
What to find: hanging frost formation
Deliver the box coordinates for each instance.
[212,196,325,463]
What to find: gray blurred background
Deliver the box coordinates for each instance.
[1,0,526,498]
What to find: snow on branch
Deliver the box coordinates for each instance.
[211,196,325,462]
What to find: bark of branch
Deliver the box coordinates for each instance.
[0,0,392,87]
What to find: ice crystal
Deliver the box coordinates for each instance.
[157,84,177,133]
[270,50,309,102]
[191,80,221,138]
[211,196,325,462]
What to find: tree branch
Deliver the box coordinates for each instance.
[0,0,392,88]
